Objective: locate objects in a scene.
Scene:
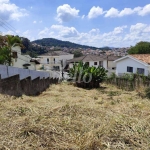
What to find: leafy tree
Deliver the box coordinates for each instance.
[128,41,150,54]
[21,37,32,53]
[0,46,11,65]
[72,50,83,58]
[0,35,7,47]
[0,35,22,65]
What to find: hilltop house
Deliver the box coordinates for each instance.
[67,55,120,75]
[114,54,150,76]
[37,51,74,71]
[12,46,36,70]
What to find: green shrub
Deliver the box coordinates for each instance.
[68,62,108,88]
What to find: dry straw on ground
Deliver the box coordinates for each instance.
[0,82,150,150]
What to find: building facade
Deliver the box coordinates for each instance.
[37,51,74,71]
[114,54,150,76]
[12,46,35,70]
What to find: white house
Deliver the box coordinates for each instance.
[37,51,74,71]
[67,55,120,75]
[11,46,36,70]
[114,54,150,76]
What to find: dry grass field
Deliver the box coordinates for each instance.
[0,82,150,150]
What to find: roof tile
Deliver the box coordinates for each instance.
[130,54,150,64]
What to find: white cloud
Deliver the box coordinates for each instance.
[113,26,127,34]
[105,4,150,18]
[36,23,150,47]
[53,26,79,38]
[119,8,134,17]
[89,28,100,35]
[103,26,127,38]
[38,28,49,37]
[39,25,79,39]
[130,23,147,33]
[105,7,119,17]
[0,0,28,21]
[0,0,9,3]
[56,4,79,23]
[88,6,104,19]
[22,30,35,41]
[123,23,150,43]
[138,4,150,16]
[33,21,37,24]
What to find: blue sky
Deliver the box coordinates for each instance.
[0,0,150,47]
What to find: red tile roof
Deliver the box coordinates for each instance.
[130,54,150,64]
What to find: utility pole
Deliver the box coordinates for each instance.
[61,60,64,79]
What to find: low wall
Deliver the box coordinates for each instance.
[106,76,150,91]
[0,75,22,96]
[0,65,50,80]
[0,74,59,96]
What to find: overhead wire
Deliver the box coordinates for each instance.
[0,18,62,73]
[0,18,19,36]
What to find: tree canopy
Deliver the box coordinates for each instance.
[0,46,11,65]
[0,35,22,65]
[128,41,150,54]
[71,50,83,58]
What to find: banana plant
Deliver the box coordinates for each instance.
[68,61,108,88]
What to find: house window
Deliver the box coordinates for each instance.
[12,52,18,58]
[94,62,97,65]
[137,68,144,74]
[127,66,133,73]
[47,58,49,64]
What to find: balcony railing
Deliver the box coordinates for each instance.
[46,61,61,65]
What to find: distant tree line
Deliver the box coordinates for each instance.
[128,41,150,54]
[32,38,99,50]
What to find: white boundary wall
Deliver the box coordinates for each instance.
[0,65,50,80]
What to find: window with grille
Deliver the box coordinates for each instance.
[137,68,144,74]
[127,66,133,73]
[94,62,97,65]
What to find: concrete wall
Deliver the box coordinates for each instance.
[0,75,22,96]
[0,65,50,80]
[49,70,61,79]
[0,74,59,96]
[115,57,149,76]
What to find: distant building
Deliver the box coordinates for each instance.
[114,54,150,76]
[67,54,120,75]
[37,51,74,71]
[11,46,36,70]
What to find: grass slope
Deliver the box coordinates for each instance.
[0,83,150,150]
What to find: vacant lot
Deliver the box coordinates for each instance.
[0,82,150,150]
